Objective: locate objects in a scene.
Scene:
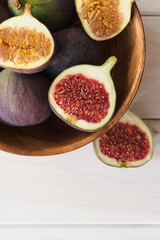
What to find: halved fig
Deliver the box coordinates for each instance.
[94,110,153,167]
[75,0,135,41]
[0,4,55,74]
[48,56,117,132]
[0,69,52,126]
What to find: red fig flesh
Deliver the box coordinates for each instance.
[94,111,153,167]
[48,57,117,132]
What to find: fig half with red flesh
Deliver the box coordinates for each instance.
[48,56,117,132]
[94,111,153,167]
[0,4,55,74]
[75,0,135,41]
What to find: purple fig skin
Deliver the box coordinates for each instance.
[44,27,103,80]
[0,69,52,127]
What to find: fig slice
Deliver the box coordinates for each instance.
[0,4,55,74]
[75,0,135,41]
[94,110,153,167]
[48,56,117,132]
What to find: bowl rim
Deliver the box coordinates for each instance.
[0,2,146,156]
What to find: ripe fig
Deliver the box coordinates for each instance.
[0,69,52,127]
[75,0,135,41]
[8,0,76,32]
[94,111,153,167]
[48,56,117,132]
[44,27,103,80]
[0,4,55,74]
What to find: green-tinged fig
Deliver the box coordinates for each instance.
[48,56,117,132]
[8,0,76,32]
[44,27,103,80]
[75,0,135,41]
[0,4,55,74]
[0,69,52,126]
[94,110,153,167]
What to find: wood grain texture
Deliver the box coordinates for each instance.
[130,17,160,118]
[0,119,159,225]
[0,3,145,156]
[1,227,160,240]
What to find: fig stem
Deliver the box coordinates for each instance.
[21,4,32,16]
[13,0,21,10]
[101,56,117,73]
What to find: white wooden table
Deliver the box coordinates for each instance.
[0,1,160,239]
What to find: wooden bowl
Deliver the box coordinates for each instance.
[0,2,145,156]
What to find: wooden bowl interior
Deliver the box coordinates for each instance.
[0,2,145,156]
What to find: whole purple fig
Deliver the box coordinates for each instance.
[44,27,103,80]
[0,69,52,126]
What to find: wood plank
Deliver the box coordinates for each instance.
[130,17,160,118]
[0,119,159,225]
[136,0,160,15]
[0,227,160,240]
